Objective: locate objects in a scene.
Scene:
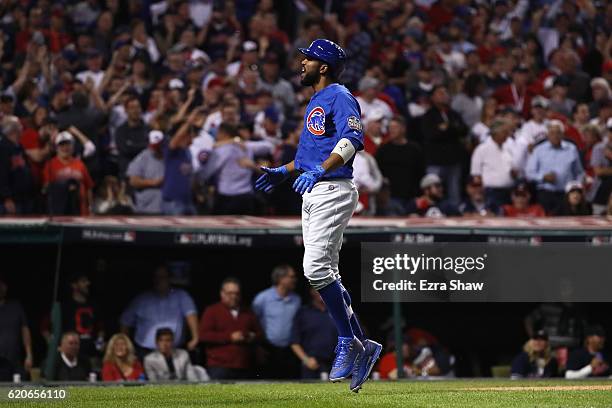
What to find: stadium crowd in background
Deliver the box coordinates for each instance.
[0,0,610,217]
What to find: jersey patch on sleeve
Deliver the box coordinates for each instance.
[347,116,362,132]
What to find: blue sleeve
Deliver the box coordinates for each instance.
[178,290,197,317]
[120,296,139,327]
[525,148,542,183]
[251,292,264,320]
[332,92,364,151]
[571,148,584,180]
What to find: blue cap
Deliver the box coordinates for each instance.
[298,39,346,70]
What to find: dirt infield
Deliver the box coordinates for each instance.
[466,385,612,392]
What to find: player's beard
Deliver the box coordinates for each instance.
[300,69,320,86]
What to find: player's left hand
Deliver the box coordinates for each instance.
[293,165,326,195]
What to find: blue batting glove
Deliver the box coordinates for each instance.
[293,165,326,195]
[255,166,289,193]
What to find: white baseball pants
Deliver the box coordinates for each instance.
[301,179,358,290]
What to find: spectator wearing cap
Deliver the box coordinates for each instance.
[43,131,94,215]
[227,41,259,78]
[589,77,612,119]
[566,325,610,379]
[375,115,425,211]
[589,134,612,215]
[0,116,34,214]
[514,96,550,170]
[199,123,273,215]
[510,330,558,379]
[362,107,386,155]
[492,65,533,118]
[553,181,592,216]
[260,51,296,114]
[116,97,150,178]
[525,120,584,213]
[52,87,103,179]
[548,76,575,118]
[356,77,393,127]
[501,182,545,217]
[459,177,499,216]
[405,174,460,218]
[76,50,105,90]
[199,277,263,380]
[420,85,469,206]
[126,130,165,214]
[470,117,517,208]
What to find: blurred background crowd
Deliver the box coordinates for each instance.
[1,0,612,218]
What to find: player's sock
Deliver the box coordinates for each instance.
[318,280,353,338]
[340,283,366,342]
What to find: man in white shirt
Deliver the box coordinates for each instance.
[514,96,550,172]
[471,118,518,207]
[355,77,393,126]
[76,50,105,89]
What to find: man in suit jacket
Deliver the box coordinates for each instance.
[144,328,206,381]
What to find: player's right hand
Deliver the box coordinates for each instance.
[255,166,289,193]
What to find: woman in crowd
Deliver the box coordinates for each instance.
[101,333,145,382]
[554,182,592,216]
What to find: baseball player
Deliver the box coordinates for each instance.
[255,39,382,393]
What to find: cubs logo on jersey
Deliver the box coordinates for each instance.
[306,106,326,136]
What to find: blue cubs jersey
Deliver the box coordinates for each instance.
[295,83,364,179]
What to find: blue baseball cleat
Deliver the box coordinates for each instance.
[329,336,364,382]
[350,339,383,392]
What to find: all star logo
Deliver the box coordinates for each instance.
[347,115,362,132]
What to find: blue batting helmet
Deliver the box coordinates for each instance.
[298,39,346,70]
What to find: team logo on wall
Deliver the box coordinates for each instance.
[306,107,326,135]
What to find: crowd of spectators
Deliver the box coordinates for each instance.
[0,0,611,218]
[1,269,609,382]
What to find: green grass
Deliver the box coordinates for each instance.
[4,379,612,408]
